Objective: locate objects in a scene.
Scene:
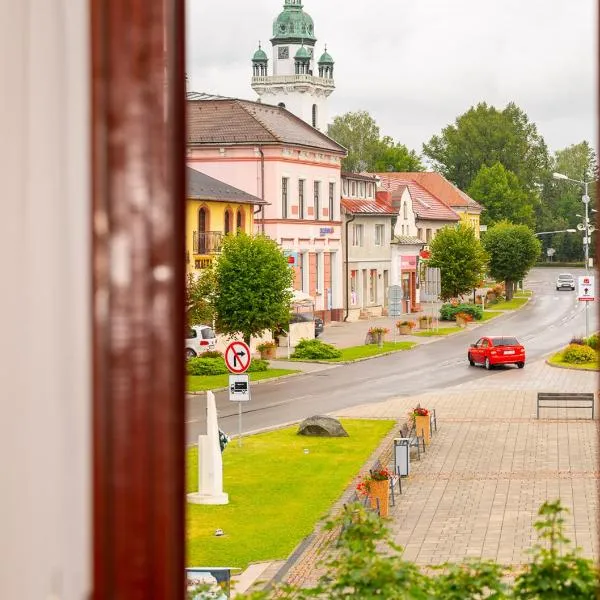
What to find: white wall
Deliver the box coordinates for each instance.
[0,2,91,598]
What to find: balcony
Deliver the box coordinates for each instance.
[193,231,223,256]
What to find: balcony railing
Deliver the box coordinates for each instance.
[193,231,223,255]
[251,74,335,88]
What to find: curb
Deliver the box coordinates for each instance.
[545,358,599,372]
[187,370,305,396]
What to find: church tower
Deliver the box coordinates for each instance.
[251,0,335,132]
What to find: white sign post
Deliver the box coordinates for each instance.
[578,275,595,337]
[225,341,251,446]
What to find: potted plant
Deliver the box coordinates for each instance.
[396,320,416,335]
[455,312,474,327]
[368,327,389,348]
[257,340,277,360]
[411,406,431,445]
[418,315,433,330]
[356,467,392,517]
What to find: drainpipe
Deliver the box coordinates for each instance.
[253,147,265,234]
[344,212,356,321]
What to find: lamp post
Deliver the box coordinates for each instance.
[553,172,596,336]
[534,229,577,236]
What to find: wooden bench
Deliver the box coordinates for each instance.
[398,422,425,459]
[536,392,595,419]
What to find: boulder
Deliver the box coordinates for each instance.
[297,415,349,437]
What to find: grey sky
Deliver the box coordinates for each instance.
[186,0,597,157]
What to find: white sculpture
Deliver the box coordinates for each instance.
[187,391,229,505]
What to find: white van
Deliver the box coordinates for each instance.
[186,325,217,358]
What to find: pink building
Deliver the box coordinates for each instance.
[187,97,347,321]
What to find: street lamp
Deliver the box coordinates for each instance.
[553,172,596,337]
[534,229,577,236]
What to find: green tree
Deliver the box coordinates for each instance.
[482,222,541,299]
[328,111,423,173]
[328,110,381,172]
[213,233,293,344]
[467,162,535,227]
[186,269,217,327]
[423,102,549,193]
[428,224,488,301]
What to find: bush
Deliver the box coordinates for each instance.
[562,343,597,364]
[200,350,224,358]
[440,303,483,322]
[248,359,268,372]
[585,333,599,349]
[186,357,229,376]
[569,337,586,346]
[291,338,342,360]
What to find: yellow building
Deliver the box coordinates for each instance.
[187,167,267,272]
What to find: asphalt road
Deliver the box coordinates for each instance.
[186,267,597,443]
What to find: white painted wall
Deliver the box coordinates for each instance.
[0,2,91,599]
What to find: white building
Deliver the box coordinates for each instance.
[250,0,335,132]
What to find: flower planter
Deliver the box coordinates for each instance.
[419,319,431,331]
[414,414,431,445]
[455,316,467,328]
[368,479,389,517]
[259,346,276,360]
[398,325,412,335]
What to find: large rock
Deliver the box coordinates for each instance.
[297,416,349,437]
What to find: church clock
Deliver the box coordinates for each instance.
[278,46,289,59]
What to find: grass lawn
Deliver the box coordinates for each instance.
[415,326,463,337]
[187,369,299,392]
[186,418,396,569]
[548,351,599,371]
[488,296,529,310]
[514,289,533,297]
[480,311,502,321]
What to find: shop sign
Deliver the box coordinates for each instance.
[320,227,335,236]
[401,255,417,270]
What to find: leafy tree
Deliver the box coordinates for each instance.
[328,110,381,172]
[423,102,549,194]
[428,224,488,301]
[328,111,423,173]
[213,233,293,344]
[186,269,217,326]
[371,136,424,173]
[482,222,541,299]
[467,162,535,227]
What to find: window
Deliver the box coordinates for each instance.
[403,202,407,219]
[351,181,356,197]
[375,224,385,246]
[314,181,320,220]
[298,179,305,219]
[236,209,243,232]
[224,209,232,234]
[359,182,365,198]
[350,270,358,305]
[315,253,320,291]
[367,183,373,198]
[352,224,363,246]
[342,179,348,196]
[312,104,318,128]
[328,182,335,220]
[369,269,377,303]
[417,227,423,240]
[282,177,289,218]
[426,228,432,242]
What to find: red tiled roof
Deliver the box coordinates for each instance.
[378,175,460,222]
[341,198,396,215]
[374,172,482,211]
[187,99,346,154]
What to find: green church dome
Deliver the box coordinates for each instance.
[318,50,334,64]
[252,44,268,62]
[295,45,310,59]
[272,0,316,43]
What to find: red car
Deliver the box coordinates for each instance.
[468,336,525,369]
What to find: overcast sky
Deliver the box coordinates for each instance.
[186,0,597,157]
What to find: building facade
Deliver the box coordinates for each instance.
[186,168,266,273]
[341,173,396,321]
[187,97,346,321]
[250,0,335,132]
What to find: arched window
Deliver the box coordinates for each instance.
[236,209,244,232]
[403,202,407,219]
[224,209,232,235]
[312,104,318,128]
[197,206,210,254]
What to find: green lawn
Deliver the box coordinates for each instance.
[548,352,599,371]
[480,311,502,321]
[414,326,463,337]
[187,369,299,392]
[186,418,396,569]
[488,296,529,310]
[514,289,533,297]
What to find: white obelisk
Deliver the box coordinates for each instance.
[187,391,229,505]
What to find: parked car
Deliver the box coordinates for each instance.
[468,336,525,369]
[289,312,324,337]
[556,273,575,291]
[185,325,217,358]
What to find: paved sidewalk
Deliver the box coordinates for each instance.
[269,360,598,592]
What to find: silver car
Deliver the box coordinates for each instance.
[556,273,575,291]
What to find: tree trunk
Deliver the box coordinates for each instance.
[505,280,514,300]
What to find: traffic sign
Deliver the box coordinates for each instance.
[229,374,250,402]
[578,275,595,302]
[224,341,251,374]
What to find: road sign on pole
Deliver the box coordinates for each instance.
[224,341,251,374]
[578,275,595,302]
[229,374,250,402]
